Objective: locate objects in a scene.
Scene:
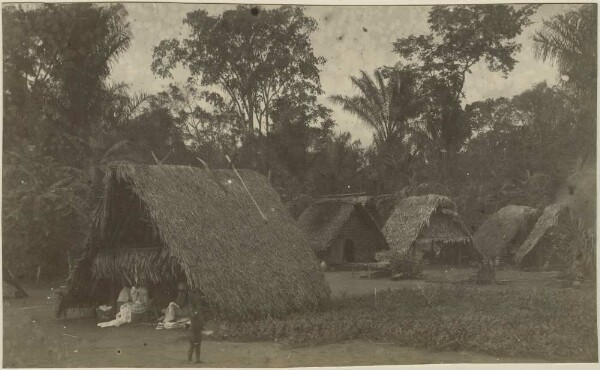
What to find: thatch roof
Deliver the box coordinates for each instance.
[297,200,388,252]
[61,165,330,320]
[383,195,475,255]
[473,205,542,260]
[514,204,571,264]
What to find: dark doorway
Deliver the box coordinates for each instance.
[343,239,355,263]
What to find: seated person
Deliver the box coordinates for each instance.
[116,285,132,310]
[133,283,162,322]
[163,282,191,322]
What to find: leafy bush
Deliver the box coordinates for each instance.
[388,252,425,279]
[561,214,596,281]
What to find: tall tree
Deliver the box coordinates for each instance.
[3,3,132,166]
[150,83,243,167]
[330,66,424,192]
[393,4,538,154]
[533,4,597,157]
[534,4,597,96]
[330,67,422,147]
[151,5,325,136]
[2,4,134,278]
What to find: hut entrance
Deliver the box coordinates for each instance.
[343,239,355,263]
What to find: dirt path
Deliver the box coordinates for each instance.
[4,283,547,368]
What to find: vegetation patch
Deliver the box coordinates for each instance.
[212,286,597,362]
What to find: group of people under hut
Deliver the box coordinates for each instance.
[97,281,194,328]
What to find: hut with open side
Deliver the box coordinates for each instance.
[515,204,573,270]
[383,195,480,265]
[57,165,330,321]
[473,205,542,265]
[297,200,389,265]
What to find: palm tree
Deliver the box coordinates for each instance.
[330,67,421,147]
[534,4,597,161]
[533,4,597,95]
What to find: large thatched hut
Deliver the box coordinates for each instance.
[515,204,573,270]
[473,205,542,264]
[297,200,388,265]
[383,195,480,265]
[58,165,330,320]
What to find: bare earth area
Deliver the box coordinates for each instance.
[2,268,569,367]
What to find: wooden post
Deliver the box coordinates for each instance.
[374,288,377,307]
[36,265,41,286]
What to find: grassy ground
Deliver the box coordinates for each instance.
[3,285,544,367]
[3,267,597,366]
[213,270,597,362]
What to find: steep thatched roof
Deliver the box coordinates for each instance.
[62,165,330,320]
[473,205,542,260]
[297,200,388,252]
[514,204,571,264]
[383,195,474,255]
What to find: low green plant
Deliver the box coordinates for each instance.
[212,286,597,362]
[388,252,425,279]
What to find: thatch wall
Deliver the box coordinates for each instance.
[473,205,541,261]
[61,165,330,320]
[297,200,388,263]
[383,195,477,258]
[91,247,182,285]
[515,204,572,267]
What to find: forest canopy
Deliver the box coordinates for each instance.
[2,3,596,278]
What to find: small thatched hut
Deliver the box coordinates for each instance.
[383,195,480,265]
[59,165,330,321]
[515,204,573,270]
[297,200,388,265]
[473,205,542,264]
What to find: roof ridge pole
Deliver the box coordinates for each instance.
[226,155,268,222]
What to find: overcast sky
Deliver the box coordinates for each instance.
[109,3,578,146]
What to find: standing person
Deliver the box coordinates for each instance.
[187,293,209,363]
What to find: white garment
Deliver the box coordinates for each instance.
[117,287,131,303]
[97,303,132,328]
[163,302,180,322]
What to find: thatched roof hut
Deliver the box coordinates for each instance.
[59,165,330,320]
[473,205,542,263]
[383,195,480,264]
[515,204,573,269]
[297,200,388,264]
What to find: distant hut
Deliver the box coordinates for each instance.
[473,205,541,265]
[515,204,573,270]
[58,165,330,321]
[297,200,389,265]
[383,195,480,265]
